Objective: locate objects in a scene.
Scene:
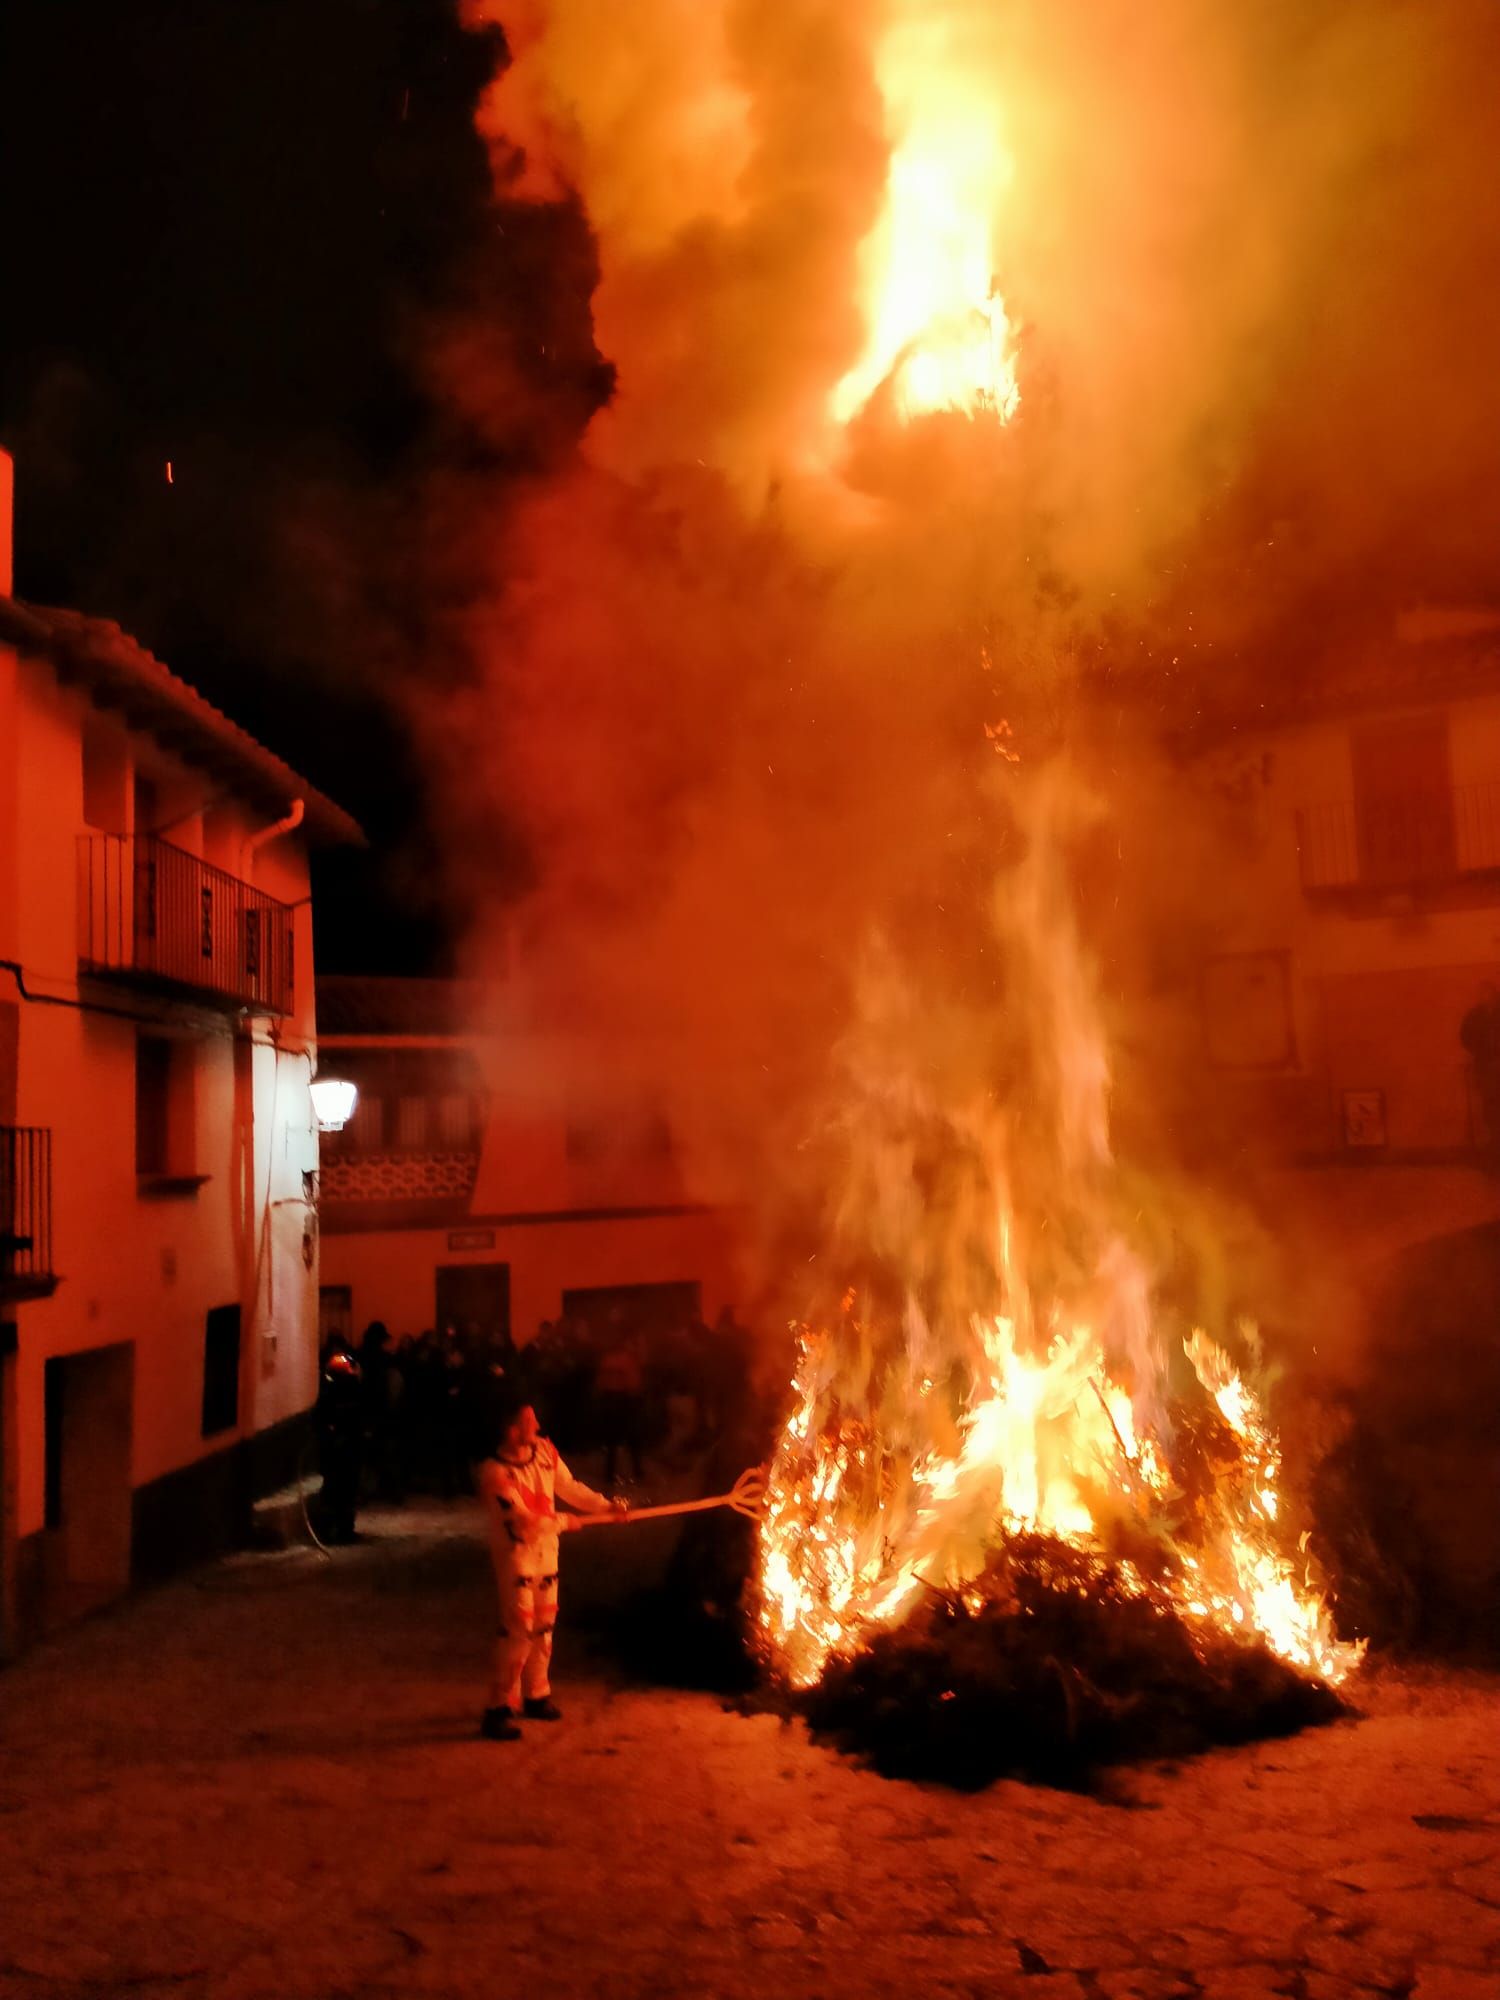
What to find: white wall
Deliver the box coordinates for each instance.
[2,641,323,1539]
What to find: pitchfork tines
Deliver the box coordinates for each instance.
[722,1465,768,1517]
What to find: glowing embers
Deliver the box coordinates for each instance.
[758,1304,1362,1696]
[833,18,1020,426]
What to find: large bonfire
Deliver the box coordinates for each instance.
[749,16,1360,1731]
[464,0,1368,1773]
[755,781,1360,1711]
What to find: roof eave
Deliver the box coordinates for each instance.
[0,596,365,847]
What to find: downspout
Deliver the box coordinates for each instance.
[236,796,305,1449]
[242,797,304,879]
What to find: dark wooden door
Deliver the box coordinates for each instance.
[435,1263,511,1346]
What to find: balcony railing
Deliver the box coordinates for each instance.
[1,1126,56,1300]
[1296,783,1500,893]
[79,834,295,1014]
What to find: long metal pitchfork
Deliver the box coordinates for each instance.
[572,1465,767,1528]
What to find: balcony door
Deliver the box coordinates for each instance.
[1352,716,1455,887]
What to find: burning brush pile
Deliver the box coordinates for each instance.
[767,1335,1352,1787]
[802,1537,1343,1790]
[753,785,1363,1784]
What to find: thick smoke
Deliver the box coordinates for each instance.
[434,0,1500,1317]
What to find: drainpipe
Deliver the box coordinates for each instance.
[241,797,304,882]
[236,796,307,1440]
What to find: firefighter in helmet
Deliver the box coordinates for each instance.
[314,1335,364,1544]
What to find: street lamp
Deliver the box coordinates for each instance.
[310,1075,358,1134]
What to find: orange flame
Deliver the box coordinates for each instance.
[833,11,1020,426]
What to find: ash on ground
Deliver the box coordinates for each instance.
[801,1534,1348,1791]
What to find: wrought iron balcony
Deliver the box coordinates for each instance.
[78,833,296,1014]
[1,1126,56,1301]
[1296,783,1500,895]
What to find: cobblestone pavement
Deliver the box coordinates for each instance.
[1,1503,1498,2000]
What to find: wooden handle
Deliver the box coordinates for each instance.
[571,1465,767,1530]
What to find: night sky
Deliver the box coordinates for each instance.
[0,0,603,971]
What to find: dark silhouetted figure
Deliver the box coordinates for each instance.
[314,1337,364,1543]
[359,1319,404,1502]
[406,1330,442,1490]
[435,1326,471,1497]
[595,1318,646,1491]
[703,1305,752,1437]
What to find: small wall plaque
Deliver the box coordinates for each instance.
[448,1228,496,1252]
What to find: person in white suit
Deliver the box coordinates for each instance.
[476,1391,626,1739]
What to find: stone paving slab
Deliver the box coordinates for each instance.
[1,1503,1498,2000]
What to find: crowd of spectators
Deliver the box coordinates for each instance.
[313,1304,756,1541]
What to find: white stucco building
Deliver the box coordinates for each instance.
[0,449,361,1653]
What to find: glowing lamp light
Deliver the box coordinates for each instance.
[310,1076,358,1134]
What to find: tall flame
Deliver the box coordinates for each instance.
[833,11,1020,425]
[757,778,1361,1693]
